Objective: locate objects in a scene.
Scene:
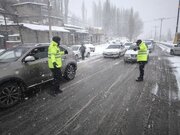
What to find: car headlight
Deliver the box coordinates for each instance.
[125,54,131,57]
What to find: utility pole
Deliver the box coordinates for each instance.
[154,25,158,40]
[176,0,180,33]
[155,17,175,41]
[159,18,164,41]
[48,0,52,42]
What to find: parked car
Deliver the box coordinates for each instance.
[70,45,91,59]
[0,43,77,108]
[103,44,126,58]
[170,43,180,55]
[84,44,95,52]
[123,42,133,50]
[124,45,149,63]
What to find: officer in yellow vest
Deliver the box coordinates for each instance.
[135,39,148,82]
[48,36,64,96]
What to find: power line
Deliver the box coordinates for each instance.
[154,17,175,41]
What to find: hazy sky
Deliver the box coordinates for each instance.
[69,0,178,39]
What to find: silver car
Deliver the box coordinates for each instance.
[170,43,180,55]
[0,43,77,108]
[103,44,126,58]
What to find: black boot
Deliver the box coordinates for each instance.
[136,77,143,82]
[55,89,63,94]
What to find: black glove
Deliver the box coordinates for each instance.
[53,62,58,68]
[64,50,68,54]
[133,48,137,51]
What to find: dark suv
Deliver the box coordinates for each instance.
[0,43,77,108]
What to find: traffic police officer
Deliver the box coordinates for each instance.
[48,36,64,95]
[135,39,148,82]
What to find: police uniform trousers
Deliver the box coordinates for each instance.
[50,68,62,92]
[138,61,146,79]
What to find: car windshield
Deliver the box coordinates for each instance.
[144,41,152,45]
[107,45,121,49]
[128,45,137,50]
[71,46,79,51]
[0,47,29,62]
[124,43,132,46]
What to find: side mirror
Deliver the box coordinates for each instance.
[24,56,35,63]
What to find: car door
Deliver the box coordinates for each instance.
[120,45,126,55]
[176,44,180,54]
[22,46,51,87]
[59,46,67,72]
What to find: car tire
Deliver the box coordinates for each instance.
[64,64,76,80]
[0,82,22,108]
[86,52,90,58]
[170,50,174,55]
[75,54,79,60]
[119,52,122,58]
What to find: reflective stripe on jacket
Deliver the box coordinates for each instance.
[137,42,148,62]
[48,41,64,68]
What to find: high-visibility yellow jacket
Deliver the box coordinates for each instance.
[48,41,64,68]
[137,42,148,62]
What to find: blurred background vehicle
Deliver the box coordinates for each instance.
[84,43,95,52]
[103,44,126,58]
[144,40,154,53]
[70,45,91,59]
[170,43,180,55]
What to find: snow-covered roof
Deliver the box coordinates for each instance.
[21,23,69,33]
[9,34,20,37]
[0,35,4,38]
[13,2,47,7]
[64,24,83,29]
[76,29,88,34]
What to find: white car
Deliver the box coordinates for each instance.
[124,45,149,63]
[70,45,91,59]
[84,44,95,52]
[103,44,126,58]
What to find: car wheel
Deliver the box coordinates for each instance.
[86,52,90,57]
[119,52,122,57]
[170,50,174,55]
[0,82,22,108]
[75,54,79,60]
[64,64,76,80]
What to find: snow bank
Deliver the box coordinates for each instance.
[158,42,180,99]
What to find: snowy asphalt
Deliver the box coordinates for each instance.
[0,44,180,135]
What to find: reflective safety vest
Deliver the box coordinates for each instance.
[137,42,148,62]
[48,41,64,68]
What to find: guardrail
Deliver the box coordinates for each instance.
[156,42,175,48]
